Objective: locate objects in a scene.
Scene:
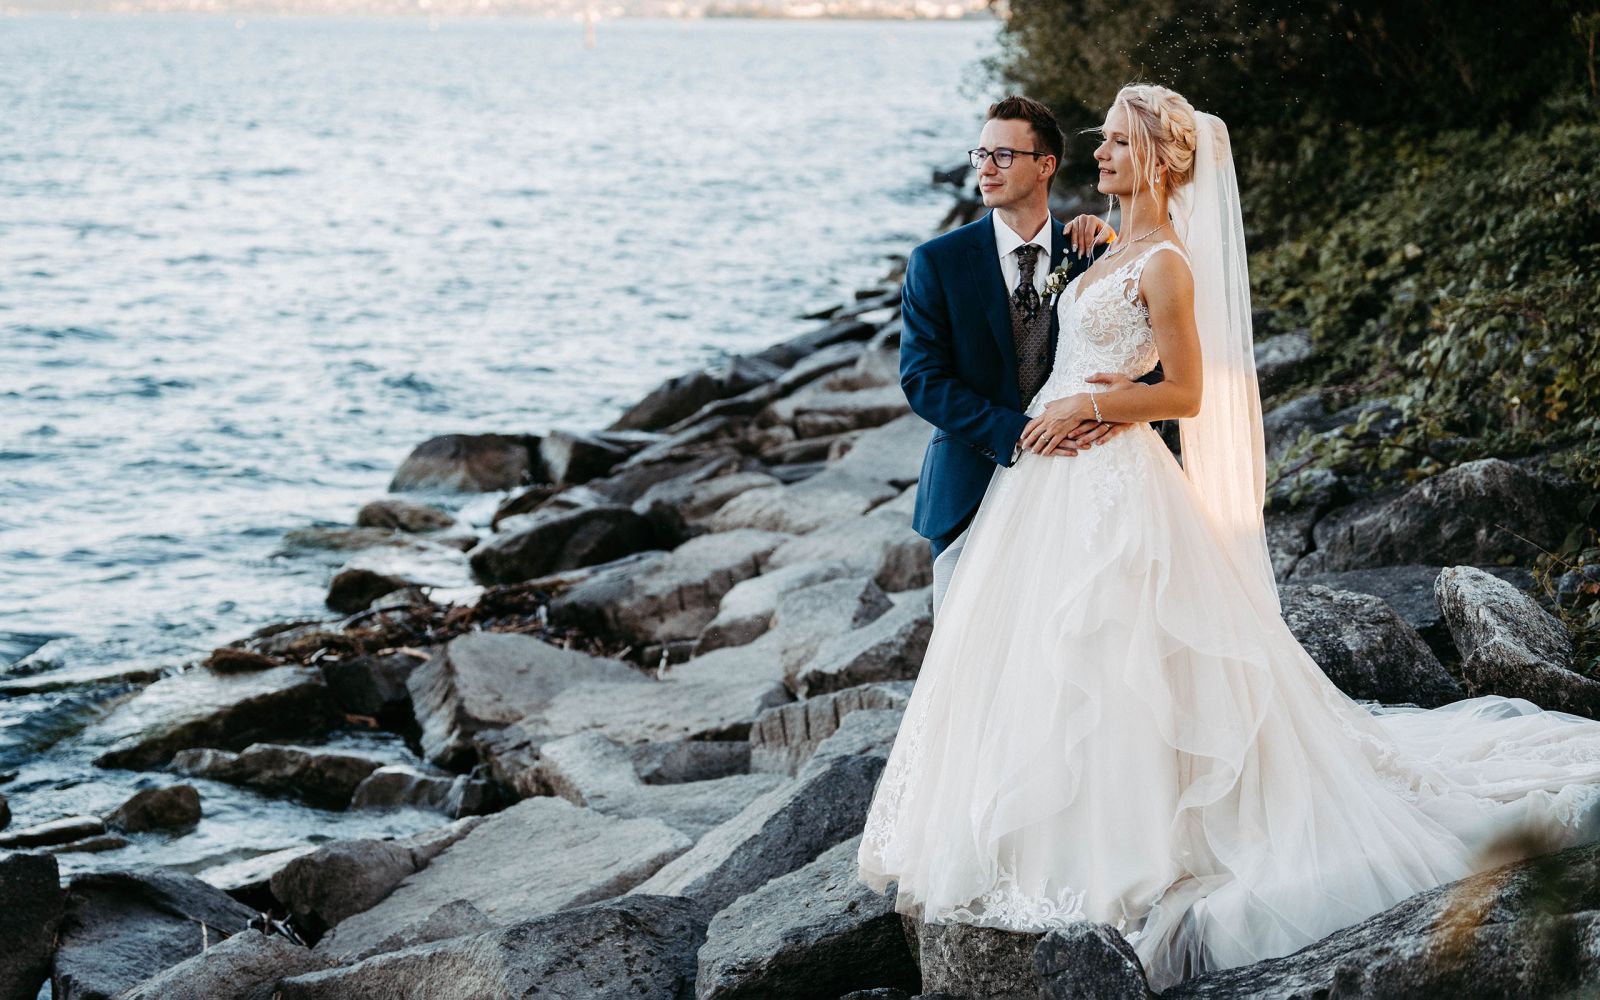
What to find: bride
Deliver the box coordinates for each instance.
[855,83,1600,992]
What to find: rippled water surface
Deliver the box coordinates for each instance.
[0,14,991,864]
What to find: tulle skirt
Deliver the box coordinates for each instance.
[855,422,1600,992]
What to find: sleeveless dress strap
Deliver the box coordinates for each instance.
[1122,241,1191,305]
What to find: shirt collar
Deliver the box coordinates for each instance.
[992,211,1052,260]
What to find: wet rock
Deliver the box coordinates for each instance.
[791,589,933,698]
[90,666,335,771]
[1292,458,1582,576]
[355,498,458,534]
[407,631,644,768]
[0,815,106,849]
[278,525,414,556]
[750,680,912,776]
[198,846,318,910]
[698,834,919,1000]
[42,834,130,855]
[201,647,279,674]
[0,852,62,1000]
[1034,923,1156,1000]
[537,429,637,485]
[325,537,472,613]
[388,433,539,493]
[0,793,8,831]
[633,469,781,543]
[548,529,791,649]
[104,783,200,832]
[350,765,493,818]
[698,560,855,652]
[626,738,887,914]
[314,797,692,961]
[1437,565,1600,717]
[113,928,331,1000]
[468,504,661,584]
[170,744,385,809]
[535,730,785,841]
[1253,328,1314,396]
[1278,584,1465,707]
[269,818,484,939]
[1167,842,1600,998]
[280,894,707,1000]
[321,649,424,727]
[708,469,899,535]
[52,869,255,1000]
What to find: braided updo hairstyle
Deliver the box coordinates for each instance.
[1109,83,1200,198]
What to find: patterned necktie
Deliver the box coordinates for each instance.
[1010,243,1052,403]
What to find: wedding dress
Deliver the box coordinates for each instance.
[855,227,1600,991]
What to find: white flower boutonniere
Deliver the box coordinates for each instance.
[1043,263,1074,308]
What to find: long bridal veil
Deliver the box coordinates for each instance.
[1169,112,1279,614]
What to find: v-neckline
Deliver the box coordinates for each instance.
[1070,241,1164,306]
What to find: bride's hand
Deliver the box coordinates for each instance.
[1020,394,1097,454]
[1064,215,1116,257]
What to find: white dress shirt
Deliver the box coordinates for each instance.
[993,211,1052,299]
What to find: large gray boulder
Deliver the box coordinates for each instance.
[707,469,898,535]
[765,489,931,594]
[1034,923,1156,1000]
[697,560,856,652]
[388,433,538,493]
[1291,458,1581,576]
[280,894,708,1000]
[749,680,912,776]
[88,666,334,771]
[626,721,889,914]
[468,504,660,583]
[827,412,932,490]
[1293,563,1536,666]
[790,589,933,698]
[51,870,255,1000]
[113,929,330,1000]
[1166,842,1600,997]
[1436,565,1600,717]
[1,852,63,1000]
[908,921,1041,1000]
[634,470,783,543]
[315,797,692,962]
[1278,584,1466,707]
[349,765,493,819]
[535,730,785,841]
[407,631,644,768]
[549,529,791,649]
[762,383,910,439]
[0,816,106,850]
[268,818,484,939]
[171,744,384,808]
[696,834,920,1000]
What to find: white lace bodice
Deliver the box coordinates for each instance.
[1025,240,1189,417]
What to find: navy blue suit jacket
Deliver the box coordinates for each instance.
[900,210,1158,544]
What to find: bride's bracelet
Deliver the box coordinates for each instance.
[1090,394,1103,422]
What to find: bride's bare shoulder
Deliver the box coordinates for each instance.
[1139,244,1194,302]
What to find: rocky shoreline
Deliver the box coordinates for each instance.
[4,178,1599,1000]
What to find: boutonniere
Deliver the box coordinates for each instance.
[1044,225,1118,307]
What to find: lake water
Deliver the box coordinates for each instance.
[0,13,993,871]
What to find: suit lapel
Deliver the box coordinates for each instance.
[1046,214,1068,362]
[966,211,1019,380]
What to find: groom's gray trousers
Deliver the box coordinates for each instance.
[929,510,975,619]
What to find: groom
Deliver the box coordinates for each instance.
[900,96,1162,614]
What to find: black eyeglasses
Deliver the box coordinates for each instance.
[968,147,1049,169]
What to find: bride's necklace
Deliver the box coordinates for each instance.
[1101,222,1166,261]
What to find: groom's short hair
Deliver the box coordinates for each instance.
[986,96,1064,179]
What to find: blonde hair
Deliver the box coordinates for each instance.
[1105,83,1200,199]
